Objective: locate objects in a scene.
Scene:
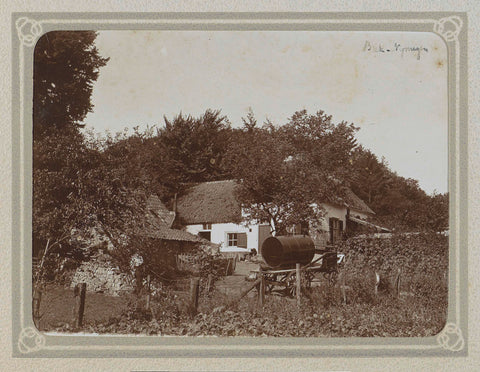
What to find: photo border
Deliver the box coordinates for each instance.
[11,12,468,358]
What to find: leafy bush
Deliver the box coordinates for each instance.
[337,232,448,301]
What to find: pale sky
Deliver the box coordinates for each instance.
[83,30,448,195]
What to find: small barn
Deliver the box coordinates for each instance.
[70,195,215,295]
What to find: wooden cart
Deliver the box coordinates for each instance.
[256,250,342,297]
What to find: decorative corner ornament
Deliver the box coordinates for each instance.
[17,327,46,354]
[433,16,463,43]
[436,322,465,352]
[15,17,43,48]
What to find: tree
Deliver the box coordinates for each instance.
[225,110,358,235]
[157,109,232,185]
[241,107,258,132]
[351,147,389,204]
[33,131,154,280]
[424,192,449,232]
[33,31,109,140]
[281,110,359,185]
[33,31,110,284]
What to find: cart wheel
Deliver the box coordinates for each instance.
[323,271,338,285]
[285,271,311,297]
[285,272,297,297]
[303,271,314,289]
[329,271,338,285]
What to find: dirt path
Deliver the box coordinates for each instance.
[215,261,260,297]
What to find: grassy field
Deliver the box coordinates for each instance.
[36,284,129,331]
[36,261,258,331]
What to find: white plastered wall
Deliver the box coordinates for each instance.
[185,222,259,252]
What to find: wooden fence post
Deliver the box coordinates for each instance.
[258,268,265,308]
[33,286,42,328]
[145,275,151,311]
[72,283,86,328]
[374,272,380,298]
[190,278,200,312]
[206,274,213,293]
[296,263,301,307]
[394,269,401,298]
[225,257,235,276]
[341,273,347,305]
[225,259,231,276]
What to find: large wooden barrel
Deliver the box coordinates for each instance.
[261,235,315,268]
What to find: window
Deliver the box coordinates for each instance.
[288,222,309,236]
[202,223,212,230]
[226,232,247,248]
[329,218,343,244]
[227,233,238,247]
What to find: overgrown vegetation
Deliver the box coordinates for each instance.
[33,29,448,280]
[339,232,448,304]
[39,233,447,337]
[350,147,449,232]
[71,294,443,337]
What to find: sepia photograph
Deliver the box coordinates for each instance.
[1,3,478,371]
[29,28,451,339]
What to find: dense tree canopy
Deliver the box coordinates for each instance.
[90,108,447,234]
[33,31,108,257]
[33,31,109,140]
[350,147,388,205]
[350,146,448,232]
[223,110,358,234]
[32,32,147,266]
[281,110,358,180]
[157,110,232,186]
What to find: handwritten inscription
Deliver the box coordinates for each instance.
[363,41,428,60]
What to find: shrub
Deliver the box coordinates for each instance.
[337,232,448,300]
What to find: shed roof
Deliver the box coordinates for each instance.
[146,195,175,228]
[143,224,205,242]
[144,194,204,242]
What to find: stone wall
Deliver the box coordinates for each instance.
[70,252,134,296]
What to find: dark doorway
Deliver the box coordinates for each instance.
[198,231,211,241]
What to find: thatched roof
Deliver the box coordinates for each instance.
[340,188,375,215]
[176,179,374,224]
[176,180,242,224]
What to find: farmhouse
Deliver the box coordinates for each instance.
[175,180,271,254]
[175,179,378,253]
[306,187,378,247]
